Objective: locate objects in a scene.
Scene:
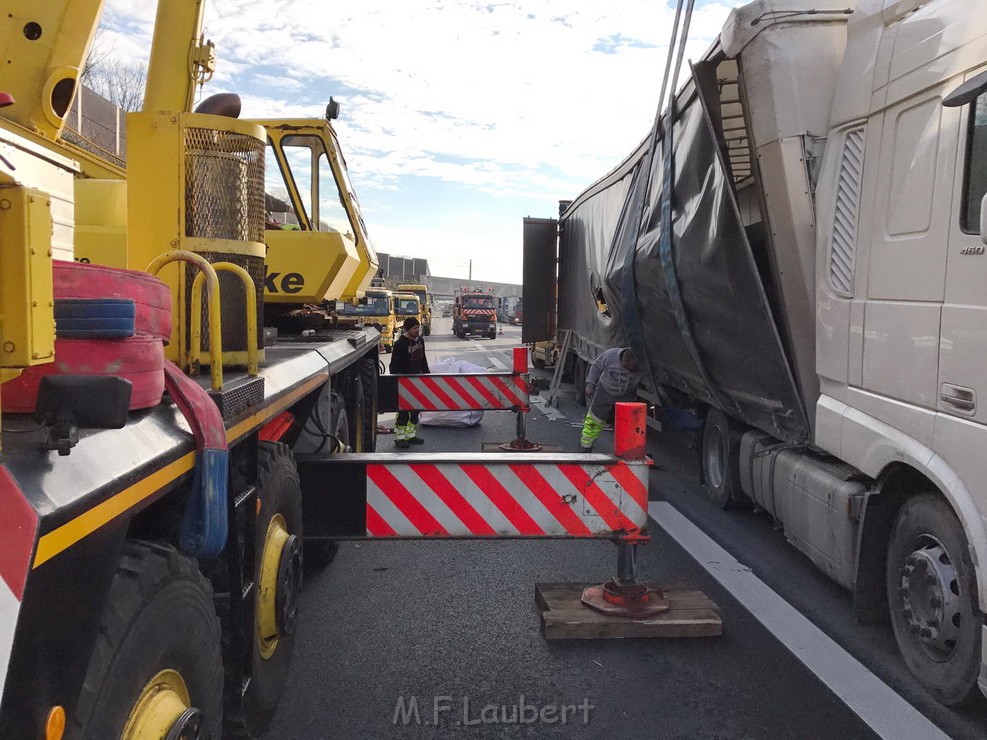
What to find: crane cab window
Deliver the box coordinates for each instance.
[270,135,355,235]
[961,94,987,232]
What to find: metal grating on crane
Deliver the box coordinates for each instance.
[184,127,266,244]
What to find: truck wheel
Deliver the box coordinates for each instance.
[457,331,466,339]
[357,355,378,452]
[346,374,367,453]
[243,442,304,736]
[562,353,575,382]
[423,324,431,336]
[532,355,546,370]
[71,541,223,739]
[700,409,746,509]
[573,359,586,406]
[886,494,983,706]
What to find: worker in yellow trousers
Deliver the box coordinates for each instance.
[579,348,641,452]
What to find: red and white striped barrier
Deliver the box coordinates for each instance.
[462,309,495,317]
[365,459,647,538]
[0,466,38,700]
[378,346,531,412]
[297,403,652,542]
[396,373,528,411]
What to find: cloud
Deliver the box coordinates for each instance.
[95,0,744,282]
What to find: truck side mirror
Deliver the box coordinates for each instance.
[981,193,987,246]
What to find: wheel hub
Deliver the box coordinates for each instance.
[897,536,962,659]
[257,514,302,659]
[275,534,302,637]
[705,426,725,489]
[124,669,201,740]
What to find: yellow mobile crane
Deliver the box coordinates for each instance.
[0,1,382,736]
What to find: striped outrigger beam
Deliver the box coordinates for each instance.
[378,373,530,412]
[364,458,648,538]
[401,374,527,411]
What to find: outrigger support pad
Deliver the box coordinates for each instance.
[581,541,670,618]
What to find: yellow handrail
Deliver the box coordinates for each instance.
[190,262,259,377]
[146,250,223,391]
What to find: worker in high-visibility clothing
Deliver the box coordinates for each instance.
[390,316,431,448]
[579,347,642,451]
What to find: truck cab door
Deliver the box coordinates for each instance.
[939,73,987,427]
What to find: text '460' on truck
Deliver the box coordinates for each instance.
[525,0,987,708]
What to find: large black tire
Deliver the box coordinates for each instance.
[357,355,378,452]
[886,494,983,706]
[71,541,223,739]
[346,374,367,453]
[573,359,586,407]
[243,442,304,736]
[700,409,747,509]
[532,355,547,370]
[423,323,431,337]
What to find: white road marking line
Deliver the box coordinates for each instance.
[487,356,508,371]
[648,501,951,740]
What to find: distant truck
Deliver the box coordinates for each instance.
[393,292,423,342]
[525,0,987,707]
[453,290,497,339]
[337,288,396,352]
[396,283,432,336]
[498,296,523,326]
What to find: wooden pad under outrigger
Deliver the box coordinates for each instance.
[535,583,722,640]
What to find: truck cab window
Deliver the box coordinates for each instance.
[961,94,987,232]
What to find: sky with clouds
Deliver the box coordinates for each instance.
[96,0,746,283]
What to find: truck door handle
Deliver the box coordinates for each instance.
[940,384,976,413]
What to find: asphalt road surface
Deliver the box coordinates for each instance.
[265,318,985,739]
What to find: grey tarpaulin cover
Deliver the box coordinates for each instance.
[559,71,808,444]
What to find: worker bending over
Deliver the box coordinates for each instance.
[390,316,430,448]
[580,347,641,451]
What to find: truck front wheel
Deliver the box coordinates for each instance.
[700,409,747,509]
[886,493,983,707]
[71,541,223,739]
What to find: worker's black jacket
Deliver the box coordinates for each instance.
[389,333,430,375]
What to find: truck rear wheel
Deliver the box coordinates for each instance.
[243,442,304,736]
[71,541,223,739]
[700,409,746,509]
[573,359,586,406]
[886,494,983,707]
[423,324,431,336]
